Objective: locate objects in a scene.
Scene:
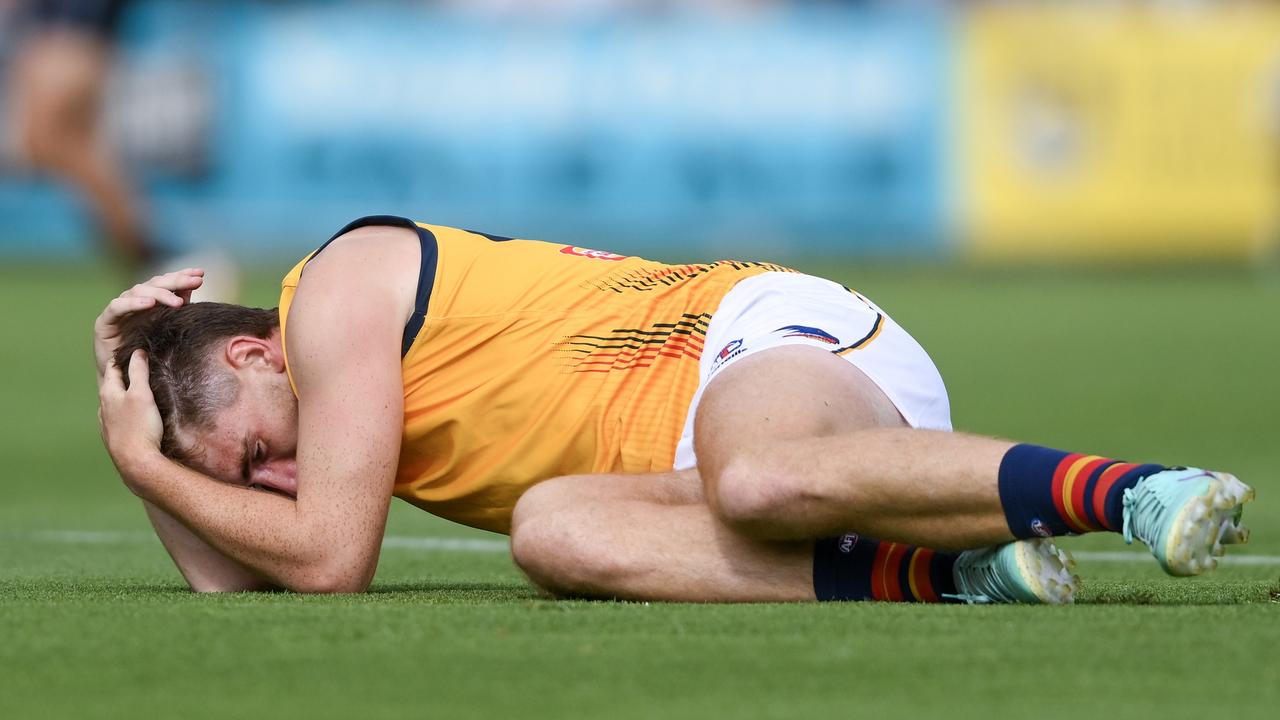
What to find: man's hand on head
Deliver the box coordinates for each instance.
[98,348,165,488]
[93,268,204,386]
[85,228,412,593]
[92,273,286,593]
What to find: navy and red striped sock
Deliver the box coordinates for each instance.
[813,534,959,603]
[998,443,1166,538]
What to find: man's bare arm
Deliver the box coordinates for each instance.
[95,270,273,591]
[98,229,416,592]
[142,500,276,592]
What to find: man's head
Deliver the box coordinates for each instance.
[114,303,300,496]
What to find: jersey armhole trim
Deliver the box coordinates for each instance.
[304,214,438,358]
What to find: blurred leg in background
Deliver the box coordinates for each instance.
[10,0,155,274]
[8,0,239,299]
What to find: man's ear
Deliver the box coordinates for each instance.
[224,334,286,373]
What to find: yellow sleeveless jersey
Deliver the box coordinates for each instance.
[279,216,792,534]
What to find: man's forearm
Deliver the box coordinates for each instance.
[141,500,276,593]
[124,453,370,592]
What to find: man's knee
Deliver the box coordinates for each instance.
[704,454,814,538]
[510,480,631,598]
[692,346,906,538]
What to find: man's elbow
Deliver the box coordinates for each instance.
[286,560,374,594]
[188,577,278,593]
[290,576,370,594]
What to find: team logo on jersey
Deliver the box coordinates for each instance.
[717,338,744,362]
[710,338,746,374]
[1029,518,1052,538]
[560,245,627,261]
[838,533,860,554]
[774,325,840,344]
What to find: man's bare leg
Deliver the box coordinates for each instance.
[509,469,1047,603]
[693,345,1251,575]
[689,345,1009,548]
[508,345,1046,602]
[511,471,815,602]
[513,348,928,602]
[512,344,1249,601]
[509,373,974,603]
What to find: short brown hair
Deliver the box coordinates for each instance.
[113,303,279,464]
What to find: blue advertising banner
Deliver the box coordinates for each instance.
[0,2,950,260]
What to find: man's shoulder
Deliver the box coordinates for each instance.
[306,224,421,280]
[280,225,422,386]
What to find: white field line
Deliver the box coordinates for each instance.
[16,530,1280,566]
[381,535,508,553]
[22,530,509,553]
[1072,550,1280,567]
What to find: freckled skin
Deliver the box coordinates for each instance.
[100,227,419,592]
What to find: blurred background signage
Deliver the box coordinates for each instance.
[1,0,1277,262]
[959,3,1280,261]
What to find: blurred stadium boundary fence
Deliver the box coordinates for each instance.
[0,1,1276,263]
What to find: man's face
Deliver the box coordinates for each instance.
[181,364,300,499]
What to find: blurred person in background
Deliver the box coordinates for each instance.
[7,0,154,272]
[5,0,237,297]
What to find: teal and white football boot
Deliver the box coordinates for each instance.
[1122,468,1254,576]
[950,538,1080,604]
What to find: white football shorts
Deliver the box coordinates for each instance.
[672,271,952,471]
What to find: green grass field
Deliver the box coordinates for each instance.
[2,260,1277,719]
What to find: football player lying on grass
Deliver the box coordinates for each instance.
[95,217,1254,602]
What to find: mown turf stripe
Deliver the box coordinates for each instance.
[16,530,1280,566]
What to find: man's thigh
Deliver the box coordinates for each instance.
[522,468,705,510]
[693,344,906,486]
